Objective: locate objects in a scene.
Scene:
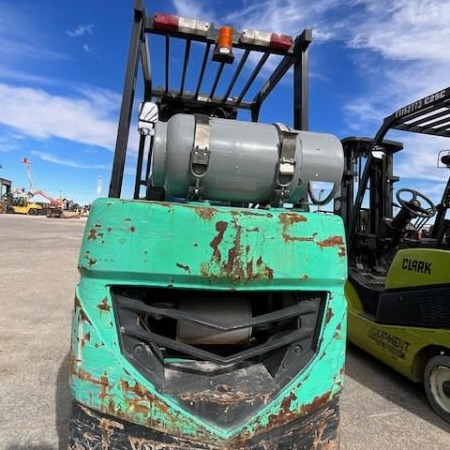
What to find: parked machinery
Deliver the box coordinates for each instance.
[68,2,348,449]
[336,87,450,423]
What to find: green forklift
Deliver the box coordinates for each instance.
[336,87,450,423]
[68,1,348,448]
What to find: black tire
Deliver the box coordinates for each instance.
[28,208,38,215]
[424,355,450,424]
[6,207,14,214]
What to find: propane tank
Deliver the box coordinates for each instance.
[152,114,343,204]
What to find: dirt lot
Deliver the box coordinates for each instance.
[0,214,449,449]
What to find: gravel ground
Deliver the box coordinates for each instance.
[0,214,449,450]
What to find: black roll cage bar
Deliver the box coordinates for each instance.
[109,0,312,198]
[347,87,450,251]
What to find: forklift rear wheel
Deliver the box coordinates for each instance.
[424,355,450,423]
[29,208,38,215]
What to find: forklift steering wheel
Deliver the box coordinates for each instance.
[396,188,436,218]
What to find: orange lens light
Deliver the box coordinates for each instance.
[217,26,233,53]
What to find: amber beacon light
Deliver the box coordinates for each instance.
[213,26,235,63]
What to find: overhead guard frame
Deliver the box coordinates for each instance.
[109,0,312,198]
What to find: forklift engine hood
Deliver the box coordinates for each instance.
[152,114,344,204]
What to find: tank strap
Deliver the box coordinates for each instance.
[189,114,211,199]
[274,123,298,203]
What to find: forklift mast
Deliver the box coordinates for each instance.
[337,137,402,236]
[341,87,450,256]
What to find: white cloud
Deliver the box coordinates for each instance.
[172,0,337,41]
[329,0,450,203]
[172,1,450,121]
[31,150,109,170]
[172,0,215,23]
[0,65,59,85]
[83,44,92,54]
[67,24,94,38]
[346,0,450,63]
[393,133,450,182]
[0,83,119,150]
[332,0,450,127]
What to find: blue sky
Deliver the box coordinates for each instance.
[0,0,450,206]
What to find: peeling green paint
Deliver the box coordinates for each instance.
[70,198,347,445]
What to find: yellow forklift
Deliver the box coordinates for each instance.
[335,87,450,423]
[6,195,43,215]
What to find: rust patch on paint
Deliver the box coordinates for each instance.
[97,298,111,313]
[317,235,346,258]
[279,212,307,227]
[210,221,228,262]
[300,274,309,281]
[325,308,334,324]
[317,236,344,248]
[195,207,216,221]
[84,252,97,268]
[78,332,91,350]
[265,392,297,429]
[70,390,339,449]
[121,381,177,423]
[222,220,244,280]
[70,353,109,402]
[203,218,274,282]
[178,389,271,406]
[300,392,331,416]
[87,228,97,240]
[281,391,297,412]
[239,210,264,218]
[246,260,254,280]
[130,226,136,233]
[282,234,315,243]
[176,262,191,273]
[279,212,312,242]
[78,307,91,325]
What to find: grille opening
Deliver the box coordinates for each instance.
[117,287,311,359]
[114,286,325,384]
[114,286,325,367]
[113,286,326,425]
